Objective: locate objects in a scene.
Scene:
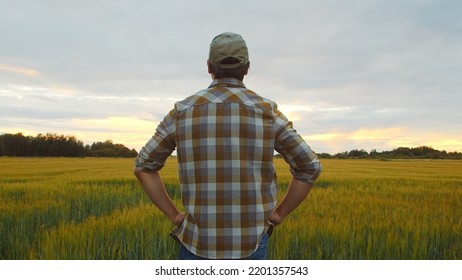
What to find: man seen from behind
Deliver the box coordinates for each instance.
[134,32,322,260]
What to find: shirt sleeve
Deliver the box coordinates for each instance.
[134,109,177,173]
[273,105,322,184]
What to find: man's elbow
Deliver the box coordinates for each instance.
[293,160,322,185]
[315,160,322,176]
[311,160,322,182]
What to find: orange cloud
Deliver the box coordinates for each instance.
[0,64,39,77]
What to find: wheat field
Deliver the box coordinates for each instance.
[1,157,461,259]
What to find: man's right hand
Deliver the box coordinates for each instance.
[268,210,283,226]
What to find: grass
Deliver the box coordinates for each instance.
[1,157,461,259]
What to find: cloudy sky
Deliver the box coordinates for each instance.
[1,0,461,154]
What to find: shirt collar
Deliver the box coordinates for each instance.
[209,78,246,88]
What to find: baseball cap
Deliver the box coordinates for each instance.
[209,32,249,69]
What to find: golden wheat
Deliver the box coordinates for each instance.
[1,157,461,259]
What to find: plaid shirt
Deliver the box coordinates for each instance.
[135,78,321,259]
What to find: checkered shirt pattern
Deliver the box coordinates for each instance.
[135,78,321,259]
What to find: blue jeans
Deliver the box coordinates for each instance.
[177,233,269,260]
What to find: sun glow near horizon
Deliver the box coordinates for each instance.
[3,118,461,154]
[304,127,462,154]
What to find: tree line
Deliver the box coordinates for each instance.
[317,146,462,160]
[0,133,138,157]
[1,132,461,159]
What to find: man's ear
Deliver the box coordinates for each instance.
[207,60,213,74]
[243,62,250,76]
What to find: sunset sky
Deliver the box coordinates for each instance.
[1,0,461,154]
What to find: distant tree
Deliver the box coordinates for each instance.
[447,151,462,159]
[392,147,412,158]
[0,134,5,156]
[317,152,333,159]
[0,132,135,157]
[348,149,369,158]
[334,151,348,159]
[2,133,31,156]
[89,140,137,157]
